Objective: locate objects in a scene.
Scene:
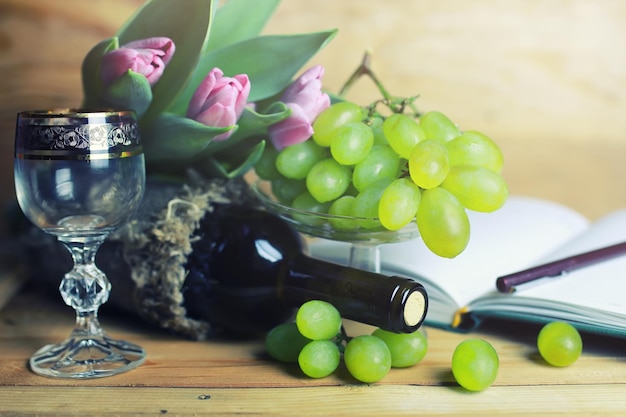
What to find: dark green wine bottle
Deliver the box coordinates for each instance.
[183,205,428,336]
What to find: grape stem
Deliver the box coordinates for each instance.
[339,51,392,101]
[332,325,352,353]
[338,51,421,117]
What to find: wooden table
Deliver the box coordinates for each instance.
[2,1,626,415]
[2,284,626,416]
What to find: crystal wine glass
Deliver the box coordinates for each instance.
[250,179,420,273]
[14,109,146,378]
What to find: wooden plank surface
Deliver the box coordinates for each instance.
[2,289,626,415]
[1,1,626,415]
[2,385,626,416]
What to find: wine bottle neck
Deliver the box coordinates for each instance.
[282,254,428,333]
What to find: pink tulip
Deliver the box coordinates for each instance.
[101,37,175,87]
[267,103,315,149]
[280,65,330,120]
[269,65,330,150]
[187,68,251,141]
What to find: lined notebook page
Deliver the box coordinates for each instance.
[471,208,626,325]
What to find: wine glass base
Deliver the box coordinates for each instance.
[29,334,145,379]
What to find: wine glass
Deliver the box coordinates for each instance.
[14,109,146,378]
[250,179,420,273]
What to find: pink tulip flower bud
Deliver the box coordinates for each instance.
[269,65,330,150]
[268,103,315,150]
[187,68,251,141]
[280,65,330,121]
[101,37,175,87]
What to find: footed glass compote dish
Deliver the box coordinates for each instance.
[251,179,420,273]
[14,109,146,378]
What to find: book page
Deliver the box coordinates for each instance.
[533,209,626,262]
[308,195,590,326]
[471,208,626,328]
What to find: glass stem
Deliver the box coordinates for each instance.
[59,236,110,337]
[349,243,381,273]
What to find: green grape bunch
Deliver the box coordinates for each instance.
[256,97,507,258]
[266,300,582,390]
[266,300,428,383]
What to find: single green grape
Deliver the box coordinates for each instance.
[451,338,499,392]
[295,300,342,341]
[445,130,504,173]
[419,110,461,143]
[416,187,470,258]
[328,195,358,230]
[352,178,392,229]
[537,321,583,367]
[270,176,307,205]
[275,140,327,179]
[382,113,426,159]
[352,145,401,192]
[378,178,421,231]
[306,158,351,203]
[312,101,364,147]
[441,165,508,212]
[255,145,281,180]
[372,328,428,368]
[408,139,450,189]
[330,122,375,166]
[344,335,392,383]
[298,340,341,378]
[265,322,311,363]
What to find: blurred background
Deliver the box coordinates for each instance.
[1,0,625,231]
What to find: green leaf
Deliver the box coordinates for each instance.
[185,103,289,175]
[196,140,266,178]
[227,102,290,142]
[169,30,337,114]
[81,37,119,108]
[210,31,337,102]
[142,113,234,163]
[207,0,281,51]
[102,70,153,117]
[115,0,214,122]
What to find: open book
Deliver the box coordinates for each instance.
[307,196,626,337]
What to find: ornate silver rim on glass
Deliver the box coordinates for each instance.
[15,109,143,160]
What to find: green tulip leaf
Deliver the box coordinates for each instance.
[101,70,153,117]
[227,103,290,142]
[115,0,214,123]
[168,29,337,114]
[142,113,235,163]
[81,37,119,108]
[196,139,266,178]
[189,103,289,178]
[207,0,280,51]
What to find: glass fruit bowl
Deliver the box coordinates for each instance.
[250,179,420,273]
